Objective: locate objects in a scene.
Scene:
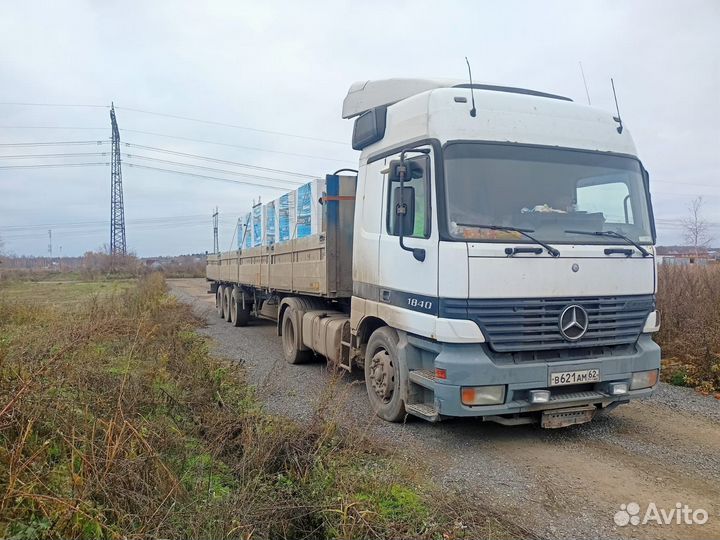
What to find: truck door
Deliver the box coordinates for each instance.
[376,145,439,335]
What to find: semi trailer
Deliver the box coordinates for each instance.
[206,78,661,428]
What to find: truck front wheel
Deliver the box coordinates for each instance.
[281,307,311,364]
[365,327,406,422]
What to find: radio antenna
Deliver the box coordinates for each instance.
[465,57,477,117]
[611,78,623,134]
[579,62,591,105]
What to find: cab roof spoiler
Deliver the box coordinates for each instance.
[342,78,572,119]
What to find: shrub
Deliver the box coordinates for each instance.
[656,263,720,392]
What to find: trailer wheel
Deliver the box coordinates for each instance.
[223,286,232,322]
[216,285,224,318]
[365,327,405,422]
[281,307,311,364]
[230,288,250,327]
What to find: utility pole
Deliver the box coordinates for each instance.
[110,102,127,255]
[212,207,219,253]
[47,229,52,258]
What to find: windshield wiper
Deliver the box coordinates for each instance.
[564,229,651,257]
[456,223,561,257]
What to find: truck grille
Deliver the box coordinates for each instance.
[441,295,654,353]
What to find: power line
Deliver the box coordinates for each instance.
[0,102,107,108]
[0,126,106,130]
[0,101,347,145]
[651,179,720,189]
[123,142,317,178]
[0,150,310,185]
[1,220,213,241]
[0,214,211,232]
[0,152,108,159]
[0,140,109,147]
[0,141,324,178]
[0,128,355,164]
[115,106,347,145]
[121,128,355,164]
[122,153,305,186]
[0,162,108,169]
[0,157,310,190]
[124,162,296,191]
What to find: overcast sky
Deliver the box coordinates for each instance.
[1,0,718,257]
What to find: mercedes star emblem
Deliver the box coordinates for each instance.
[558,304,589,341]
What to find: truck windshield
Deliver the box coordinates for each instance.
[443,143,654,245]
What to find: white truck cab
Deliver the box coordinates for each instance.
[207,78,661,428]
[344,79,660,426]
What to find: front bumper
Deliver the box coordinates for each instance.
[407,334,660,418]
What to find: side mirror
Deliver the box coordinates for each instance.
[387,151,429,263]
[387,159,425,182]
[393,186,416,236]
[393,185,425,262]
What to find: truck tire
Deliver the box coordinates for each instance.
[216,285,224,318]
[223,286,232,322]
[365,327,405,422]
[230,288,250,327]
[281,306,311,364]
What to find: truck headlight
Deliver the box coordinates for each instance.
[461,385,505,405]
[631,369,659,390]
[643,310,661,333]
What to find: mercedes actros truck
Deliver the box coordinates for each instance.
[206,78,661,428]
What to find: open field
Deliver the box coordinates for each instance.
[0,275,522,539]
[171,277,720,540]
[0,279,135,306]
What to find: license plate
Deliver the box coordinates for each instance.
[550,369,600,386]
[541,405,596,428]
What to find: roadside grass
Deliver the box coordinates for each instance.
[0,274,525,539]
[656,263,720,393]
[0,270,87,283]
[0,279,135,306]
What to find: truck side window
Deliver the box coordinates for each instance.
[386,155,430,238]
[576,180,633,224]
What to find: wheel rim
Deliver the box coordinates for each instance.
[369,348,395,403]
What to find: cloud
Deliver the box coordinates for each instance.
[1,0,718,255]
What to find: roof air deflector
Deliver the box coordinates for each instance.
[341,78,572,119]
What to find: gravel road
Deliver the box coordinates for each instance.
[170,278,720,540]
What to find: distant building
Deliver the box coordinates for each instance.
[657,253,717,265]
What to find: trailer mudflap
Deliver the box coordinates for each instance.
[541,405,596,429]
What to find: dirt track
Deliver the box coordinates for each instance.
[170,278,720,540]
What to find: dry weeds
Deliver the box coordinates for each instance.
[656,263,720,392]
[0,274,523,539]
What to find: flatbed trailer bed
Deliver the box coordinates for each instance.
[206,173,356,299]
